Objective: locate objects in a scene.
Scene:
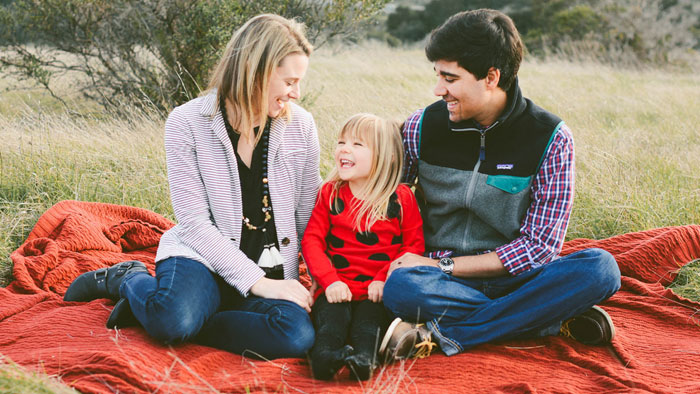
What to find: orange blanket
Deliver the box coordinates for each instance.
[1,200,700,393]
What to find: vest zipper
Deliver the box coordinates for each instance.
[449,120,498,251]
[462,159,481,250]
[479,131,486,161]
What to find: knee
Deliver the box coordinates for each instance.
[270,303,315,357]
[384,267,420,306]
[142,292,215,344]
[384,267,441,318]
[590,248,621,294]
[145,305,204,344]
[567,248,621,297]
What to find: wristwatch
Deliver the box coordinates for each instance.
[438,257,454,275]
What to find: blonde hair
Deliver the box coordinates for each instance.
[327,113,405,232]
[207,14,312,144]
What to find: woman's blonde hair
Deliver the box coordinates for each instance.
[207,14,312,144]
[327,113,405,232]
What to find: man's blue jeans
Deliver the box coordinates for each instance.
[119,256,314,359]
[383,248,621,356]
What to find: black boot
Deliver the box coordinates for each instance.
[346,299,389,381]
[106,298,141,329]
[345,351,375,381]
[64,260,148,302]
[310,344,354,380]
[310,295,352,380]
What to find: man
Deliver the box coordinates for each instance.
[379,9,621,359]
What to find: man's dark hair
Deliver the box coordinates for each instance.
[425,9,523,91]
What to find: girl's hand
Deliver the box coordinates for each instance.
[325,281,352,303]
[250,277,313,312]
[368,280,384,303]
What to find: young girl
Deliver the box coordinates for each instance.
[302,113,424,380]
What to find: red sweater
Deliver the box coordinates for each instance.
[302,182,425,301]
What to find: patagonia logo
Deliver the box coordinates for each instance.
[497,164,514,170]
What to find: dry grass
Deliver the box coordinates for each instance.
[0,355,78,394]
[1,42,700,392]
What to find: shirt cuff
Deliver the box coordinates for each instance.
[496,242,537,276]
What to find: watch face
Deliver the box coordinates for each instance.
[439,257,454,272]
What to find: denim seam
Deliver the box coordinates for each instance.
[428,319,462,356]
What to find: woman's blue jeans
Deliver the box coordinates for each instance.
[119,256,314,359]
[383,248,621,356]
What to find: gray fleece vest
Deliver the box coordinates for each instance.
[416,82,563,255]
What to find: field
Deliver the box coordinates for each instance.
[1,43,700,391]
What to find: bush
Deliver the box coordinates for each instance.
[385,0,519,43]
[0,0,389,114]
[383,0,699,67]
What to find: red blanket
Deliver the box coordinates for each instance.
[1,200,700,393]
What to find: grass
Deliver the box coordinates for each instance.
[1,42,700,392]
[0,355,78,394]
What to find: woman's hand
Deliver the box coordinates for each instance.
[308,279,319,305]
[325,281,352,303]
[250,277,313,312]
[368,280,384,303]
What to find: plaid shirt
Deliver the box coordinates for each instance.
[402,108,575,275]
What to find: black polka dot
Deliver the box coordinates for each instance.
[331,254,349,269]
[356,231,379,246]
[391,235,403,245]
[330,197,344,215]
[353,274,373,282]
[368,253,390,261]
[326,233,344,249]
[387,193,400,219]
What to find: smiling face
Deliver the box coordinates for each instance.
[334,132,374,194]
[432,59,492,124]
[266,53,309,118]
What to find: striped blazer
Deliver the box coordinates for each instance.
[155,93,321,296]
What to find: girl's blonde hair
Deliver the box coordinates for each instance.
[327,113,405,231]
[207,14,312,144]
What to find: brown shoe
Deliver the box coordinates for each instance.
[379,318,437,362]
[560,306,616,345]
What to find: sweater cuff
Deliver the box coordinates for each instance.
[317,273,343,291]
[236,268,267,298]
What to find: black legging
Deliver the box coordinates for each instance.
[309,293,390,379]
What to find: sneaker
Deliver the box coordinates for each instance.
[560,306,616,345]
[378,317,437,361]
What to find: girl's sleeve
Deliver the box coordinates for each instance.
[295,113,322,240]
[301,184,342,290]
[374,185,425,282]
[396,184,425,257]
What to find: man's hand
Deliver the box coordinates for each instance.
[325,281,352,303]
[250,277,313,312]
[387,252,438,279]
[367,280,384,303]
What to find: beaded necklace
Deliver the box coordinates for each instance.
[219,103,272,233]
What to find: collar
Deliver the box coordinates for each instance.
[448,77,526,133]
[203,92,286,163]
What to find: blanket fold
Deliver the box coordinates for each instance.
[1,200,699,393]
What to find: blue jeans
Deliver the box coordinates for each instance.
[119,256,314,359]
[383,248,621,356]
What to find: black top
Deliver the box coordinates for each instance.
[220,106,279,264]
[419,78,562,176]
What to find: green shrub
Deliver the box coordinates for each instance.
[0,0,389,114]
[383,0,699,67]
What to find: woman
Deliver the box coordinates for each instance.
[64,14,320,359]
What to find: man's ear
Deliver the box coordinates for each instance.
[485,67,501,89]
